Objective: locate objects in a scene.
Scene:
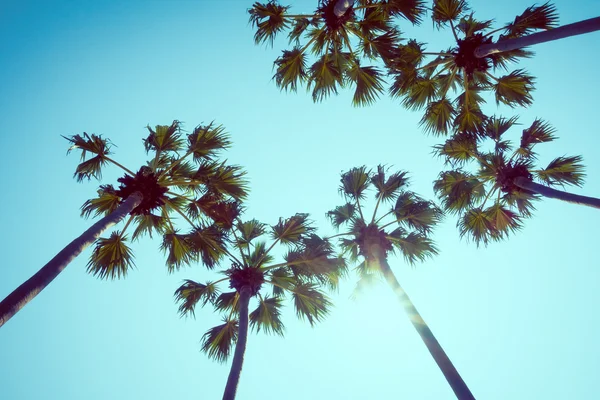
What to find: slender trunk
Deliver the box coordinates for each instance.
[222,286,251,400]
[334,0,354,17]
[475,16,600,58]
[379,258,475,400]
[0,192,143,328]
[514,177,600,209]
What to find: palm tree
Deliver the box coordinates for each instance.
[433,116,599,246]
[248,0,426,105]
[175,214,345,400]
[0,120,248,328]
[475,15,600,57]
[387,0,558,136]
[326,165,474,400]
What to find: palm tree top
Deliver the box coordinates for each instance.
[174,213,346,362]
[249,0,427,106]
[387,0,558,136]
[63,120,249,279]
[326,165,442,296]
[433,115,585,246]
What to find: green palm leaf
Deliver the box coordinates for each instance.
[174,280,219,317]
[326,203,357,229]
[201,319,238,363]
[432,0,469,26]
[131,213,166,241]
[362,30,401,64]
[500,2,558,39]
[187,225,227,269]
[402,77,438,110]
[346,62,385,106]
[249,242,274,267]
[288,17,311,44]
[144,120,185,154]
[484,203,522,236]
[387,229,438,264]
[248,1,291,46]
[249,296,285,335]
[268,268,295,297]
[384,0,426,24]
[273,47,308,91]
[87,231,135,279]
[433,133,478,166]
[536,156,585,187]
[161,230,195,272]
[393,193,444,233]
[371,166,409,202]
[236,219,267,247]
[214,291,240,313]
[493,70,535,107]
[291,283,332,326]
[80,184,121,218]
[420,98,455,136]
[308,53,344,102]
[518,118,556,156]
[458,207,496,246]
[193,161,249,200]
[187,123,231,162]
[64,132,113,182]
[271,213,315,244]
[340,165,371,200]
[453,104,486,134]
[434,170,486,213]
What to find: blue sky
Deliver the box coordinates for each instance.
[1,0,600,399]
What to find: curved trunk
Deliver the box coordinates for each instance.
[475,16,600,58]
[379,258,475,400]
[514,177,600,210]
[0,193,143,328]
[222,286,252,400]
[334,0,354,17]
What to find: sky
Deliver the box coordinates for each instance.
[1,0,600,399]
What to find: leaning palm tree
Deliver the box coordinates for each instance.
[0,120,248,328]
[249,0,426,105]
[387,0,558,136]
[326,165,474,400]
[433,116,599,246]
[175,214,345,400]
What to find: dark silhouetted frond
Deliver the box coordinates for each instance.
[326,203,357,229]
[249,296,285,335]
[346,62,386,106]
[536,156,585,187]
[87,231,135,280]
[249,1,291,46]
[420,98,455,136]
[144,121,185,154]
[187,123,231,163]
[371,166,409,202]
[81,184,121,219]
[273,47,309,92]
[434,170,486,214]
[493,70,535,107]
[174,279,219,317]
[432,0,469,26]
[291,283,332,326]
[271,213,315,244]
[500,2,558,39]
[201,319,238,363]
[387,229,438,265]
[340,166,371,200]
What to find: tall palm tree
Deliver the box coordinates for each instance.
[387,0,558,136]
[0,120,248,328]
[326,165,474,400]
[433,116,599,246]
[175,214,345,400]
[248,0,426,105]
[475,15,600,58]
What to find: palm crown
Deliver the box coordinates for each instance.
[174,213,346,362]
[249,0,426,106]
[388,0,558,136]
[326,165,441,292]
[64,120,248,279]
[433,116,586,246]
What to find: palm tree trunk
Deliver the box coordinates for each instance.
[334,0,354,17]
[0,192,143,328]
[475,16,600,57]
[222,286,252,400]
[379,258,475,400]
[513,177,600,209]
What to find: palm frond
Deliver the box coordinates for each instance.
[458,207,497,246]
[288,18,311,44]
[502,190,538,218]
[249,241,274,267]
[387,229,438,265]
[131,213,167,241]
[500,2,558,39]
[493,70,535,107]
[433,133,478,166]
[249,1,291,46]
[484,203,522,238]
[307,53,345,102]
[402,77,438,110]
[236,219,267,247]
[174,280,219,318]
[371,166,409,202]
[200,319,238,363]
[482,115,519,141]
[80,184,121,218]
[187,123,231,162]
[144,121,185,154]
[269,268,295,297]
[271,213,315,244]
[273,47,309,92]
[346,62,385,106]
[326,203,357,229]
[432,0,469,26]
[453,104,486,134]
[214,291,240,313]
[161,230,195,272]
[64,133,114,181]
[87,231,135,279]
[194,161,249,200]
[340,166,371,200]
[393,192,444,233]
[384,0,426,24]
[518,118,556,156]
[291,283,332,326]
[420,98,455,136]
[536,155,585,187]
[457,14,493,37]
[434,170,486,214]
[249,296,285,335]
[187,225,228,269]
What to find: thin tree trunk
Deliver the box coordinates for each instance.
[514,177,600,209]
[222,286,251,400]
[334,0,354,17]
[475,16,600,57]
[0,192,143,328]
[379,258,475,400]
